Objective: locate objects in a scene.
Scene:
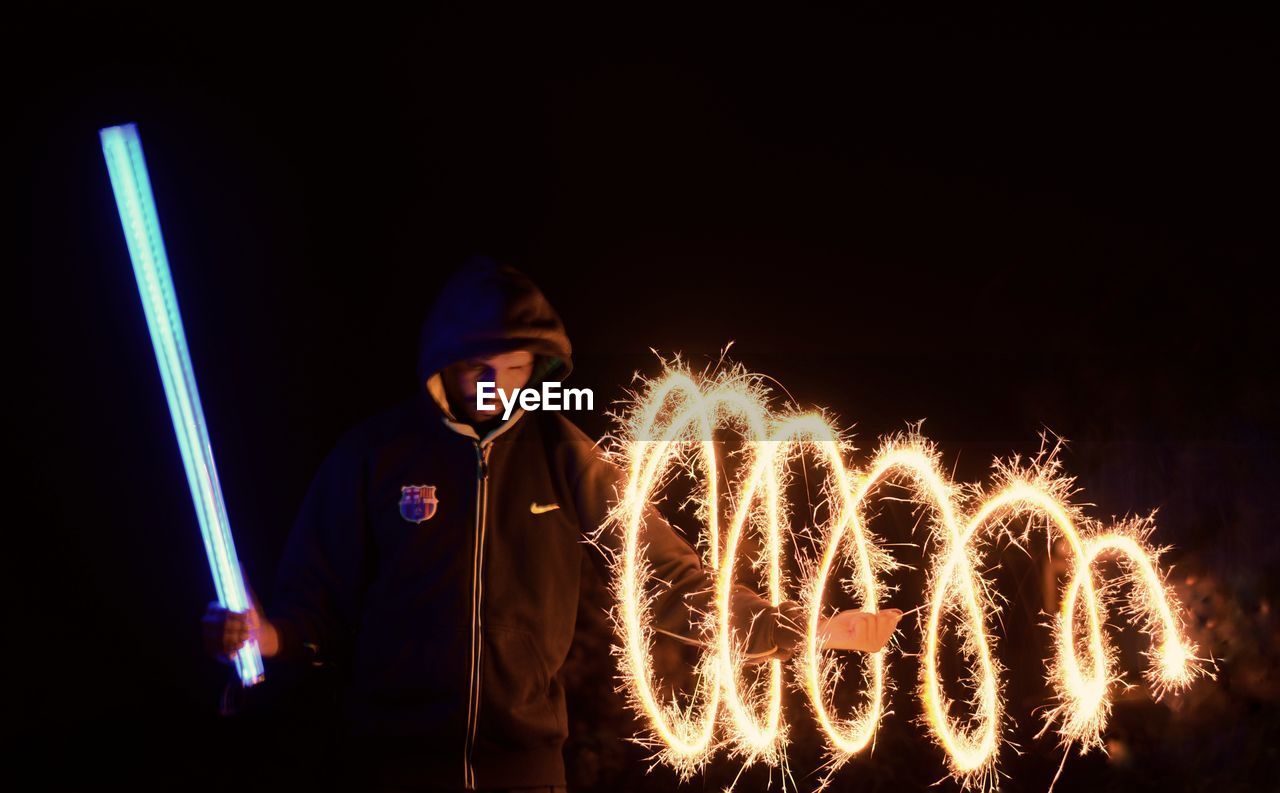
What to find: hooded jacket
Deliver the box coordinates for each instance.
[265,258,805,790]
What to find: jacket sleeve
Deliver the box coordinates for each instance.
[265,435,369,666]
[571,442,805,663]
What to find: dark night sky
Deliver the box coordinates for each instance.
[17,6,1278,792]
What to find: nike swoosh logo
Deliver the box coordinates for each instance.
[530,502,561,514]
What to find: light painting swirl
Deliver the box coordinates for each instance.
[593,360,1204,791]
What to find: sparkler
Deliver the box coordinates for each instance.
[99,123,264,687]
[600,358,1203,790]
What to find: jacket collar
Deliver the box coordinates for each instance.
[424,373,526,445]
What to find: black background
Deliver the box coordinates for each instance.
[17,6,1277,792]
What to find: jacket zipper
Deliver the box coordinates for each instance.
[464,440,491,790]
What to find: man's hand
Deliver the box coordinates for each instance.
[202,591,280,662]
[817,608,904,653]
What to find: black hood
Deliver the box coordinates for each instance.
[417,257,573,388]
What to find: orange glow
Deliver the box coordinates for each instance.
[592,359,1205,790]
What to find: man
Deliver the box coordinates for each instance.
[204,258,902,791]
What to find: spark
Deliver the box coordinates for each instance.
[598,359,1205,790]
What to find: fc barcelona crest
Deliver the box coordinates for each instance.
[400,484,439,524]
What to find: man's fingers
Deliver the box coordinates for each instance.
[222,614,254,650]
[876,612,901,646]
[851,615,870,647]
[818,609,909,652]
[202,602,259,663]
[885,619,899,641]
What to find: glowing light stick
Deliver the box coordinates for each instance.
[99,123,264,687]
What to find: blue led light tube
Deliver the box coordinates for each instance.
[100,123,264,687]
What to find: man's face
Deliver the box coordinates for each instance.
[441,350,536,423]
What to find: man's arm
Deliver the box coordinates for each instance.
[571,443,806,663]
[265,435,370,665]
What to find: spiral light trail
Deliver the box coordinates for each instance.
[595,360,1203,790]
